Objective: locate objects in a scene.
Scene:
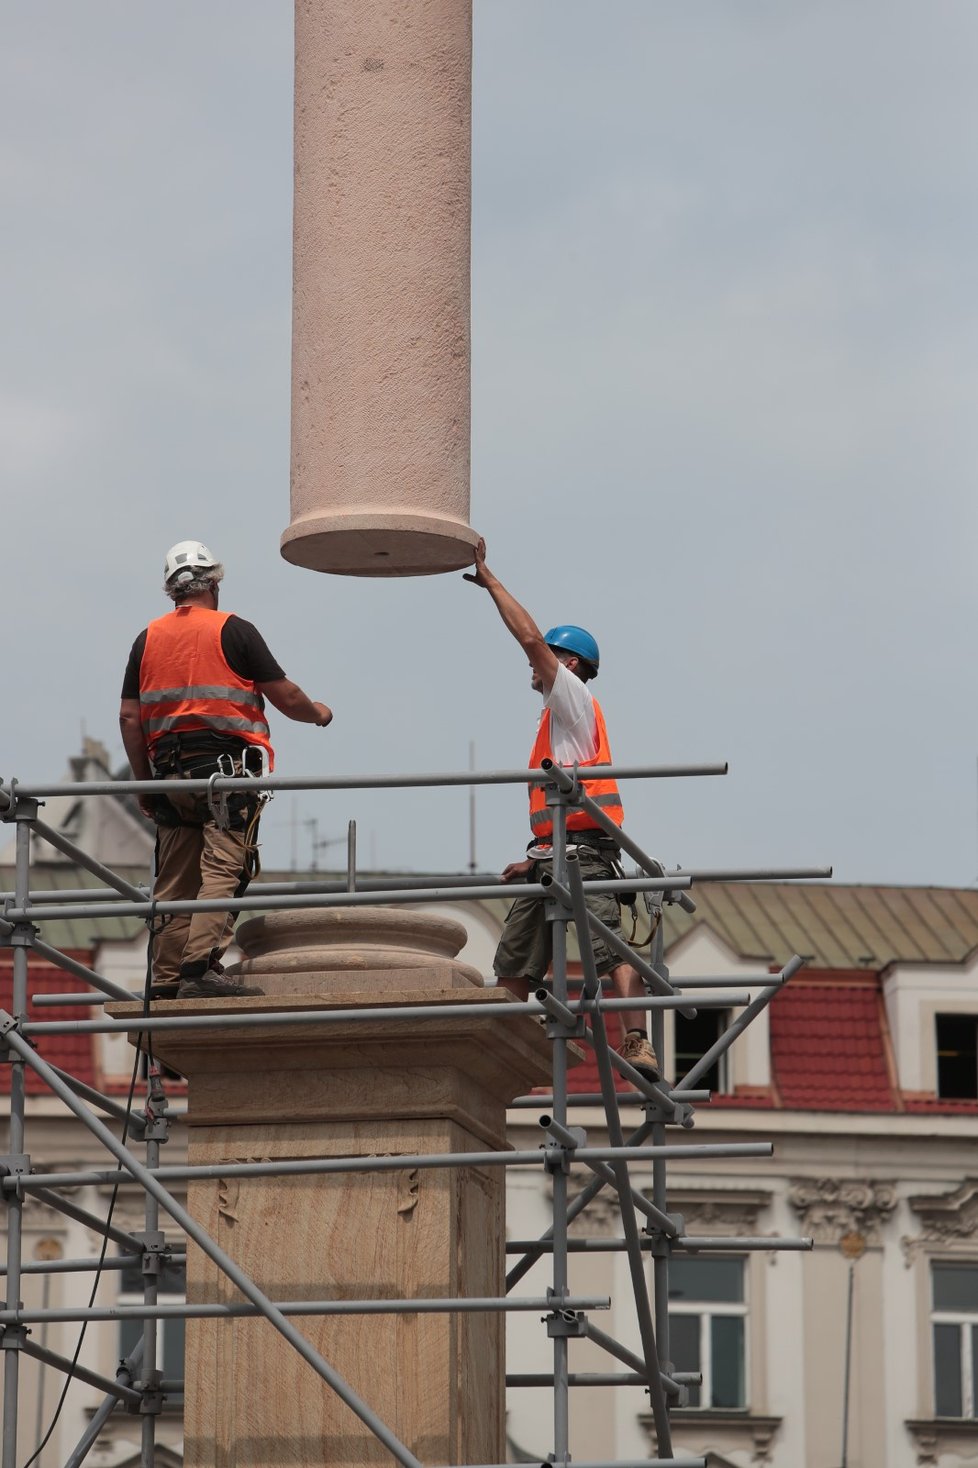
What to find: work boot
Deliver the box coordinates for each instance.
[617,1031,661,1082]
[147,980,180,1002]
[176,970,264,1000]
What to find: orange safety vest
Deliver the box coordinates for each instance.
[138,606,275,768]
[527,697,623,839]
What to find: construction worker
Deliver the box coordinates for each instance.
[119,541,333,1001]
[464,538,660,1079]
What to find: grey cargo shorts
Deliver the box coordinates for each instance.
[492,838,625,983]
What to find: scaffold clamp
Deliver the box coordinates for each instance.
[0,1155,31,1203]
[137,1370,164,1415]
[133,1229,167,1278]
[546,1308,587,1339]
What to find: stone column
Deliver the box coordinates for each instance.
[123,911,552,1468]
[284,0,479,577]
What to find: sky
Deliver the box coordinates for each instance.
[2,1,977,886]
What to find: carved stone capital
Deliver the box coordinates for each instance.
[905,1417,978,1466]
[901,1179,978,1266]
[640,1410,782,1466]
[670,1188,772,1239]
[788,1178,895,1248]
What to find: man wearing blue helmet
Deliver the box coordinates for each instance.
[464,539,659,1079]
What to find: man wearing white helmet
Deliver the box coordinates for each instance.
[119,541,333,1001]
[464,538,659,1079]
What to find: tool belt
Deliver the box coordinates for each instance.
[526,829,621,859]
[525,830,638,910]
[149,734,263,834]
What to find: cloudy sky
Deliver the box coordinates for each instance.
[2,2,977,885]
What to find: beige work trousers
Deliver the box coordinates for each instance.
[151,785,256,986]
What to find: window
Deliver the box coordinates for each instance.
[674,1010,730,1094]
[118,1258,186,1405]
[669,1255,746,1409]
[932,1262,978,1417]
[936,1016,978,1100]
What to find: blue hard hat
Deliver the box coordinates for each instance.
[544,624,600,673]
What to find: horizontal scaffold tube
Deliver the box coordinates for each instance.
[5,1142,774,1194]
[509,1090,711,1108]
[0,760,728,802]
[3,872,692,926]
[0,1294,612,1326]
[5,1139,769,1197]
[505,1236,812,1253]
[31,992,741,1014]
[457,1459,707,1468]
[23,991,712,1038]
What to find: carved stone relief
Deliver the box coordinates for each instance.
[639,1410,782,1466]
[905,1417,978,1467]
[672,1189,772,1239]
[787,1178,896,1247]
[901,1179,978,1266]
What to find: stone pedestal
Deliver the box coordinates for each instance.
[117,910,554,1467]
[284,0,478,577]
[228,907,484,995]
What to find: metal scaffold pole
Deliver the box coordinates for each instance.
[0,758,818,1467]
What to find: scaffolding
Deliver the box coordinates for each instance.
[0,759,826,1468]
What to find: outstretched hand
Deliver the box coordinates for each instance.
[462,537,491,589]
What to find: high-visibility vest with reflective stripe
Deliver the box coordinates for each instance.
[527,696,623,838]
[138,606,275,767]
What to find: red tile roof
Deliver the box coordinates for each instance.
[769,973,897,1112]
[550,969,978,1116]
[0,951,98,1093]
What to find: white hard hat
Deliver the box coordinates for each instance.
[164,540,218,585]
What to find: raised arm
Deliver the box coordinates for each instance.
[463,538,559,692]
[258,678,333,727]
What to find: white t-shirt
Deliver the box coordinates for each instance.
[542,661,598,765]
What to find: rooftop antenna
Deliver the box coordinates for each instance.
[304,817,347,872]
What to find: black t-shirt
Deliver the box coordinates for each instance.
[121,615,286,700]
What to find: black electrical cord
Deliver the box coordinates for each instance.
[22,913,162,1468]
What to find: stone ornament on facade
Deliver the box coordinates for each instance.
[640,1410,782,1466]
[905,1417,978,1466]
[901,1178,978,1267]
[671,1189,772,1239]
[787,1178,896,1247]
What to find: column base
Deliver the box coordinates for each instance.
[280,509,480,577]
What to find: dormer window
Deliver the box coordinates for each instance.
[675,1009,730,1094]
[936,1015,978,1100]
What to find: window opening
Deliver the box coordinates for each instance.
[669,1254,746,1409]
[936,1015,978,1100]
[932,1261,978,1417]
[675,1009,730,1094]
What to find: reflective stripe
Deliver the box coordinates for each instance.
[527,698,623,838]
[530,796,622,827]
[529,790,619,809]
[140,685,261,707]
[144,714,271,736]
[139,606,275,769]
